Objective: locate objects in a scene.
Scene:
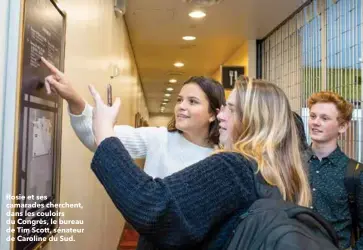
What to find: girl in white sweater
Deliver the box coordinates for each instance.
[41,57,225,178]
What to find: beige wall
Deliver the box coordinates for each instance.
[211,40,256,98]
[44,0,148,250]
[149,114,172,127]
[212,41,249,82]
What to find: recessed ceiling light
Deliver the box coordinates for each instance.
[166,87,174,91]
[165,93,171,97]
[189,10,206,19]
[169,79,177,83]
[163,99,169,102]
[174,62,184,68]
[162,102,168,105]
[183,36,196,41]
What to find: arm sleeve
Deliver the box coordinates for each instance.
[91,137,256,249]
[69,103,162,158]
[68,103,97,151]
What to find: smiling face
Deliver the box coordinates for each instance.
[308,102,348,144]
[217,89,237,148]
[174,83,216,135]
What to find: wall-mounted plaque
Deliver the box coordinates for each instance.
[15,1,66,249]
[221,66,245,89]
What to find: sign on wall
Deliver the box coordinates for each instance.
[221,66,245,89]
[13,0,66,249]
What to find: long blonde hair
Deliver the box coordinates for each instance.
[230,78,311,207]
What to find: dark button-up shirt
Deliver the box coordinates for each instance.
[306,146,363,250]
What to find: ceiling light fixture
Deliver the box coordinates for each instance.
[163,99,169,102]
[189,10,206,19]
[182,36,196,41]
[165,93,171,97]
[169,79,177,83]
[174,62,184,68]
[166,87,174,91]
[183,0,223,6]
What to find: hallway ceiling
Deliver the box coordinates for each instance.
[125,0,307,115]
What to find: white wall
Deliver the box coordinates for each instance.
[0,0,8,184]
[0,0,7,124]
[0,0,8,246]
[247,40,257,79]
[0,0,22,249]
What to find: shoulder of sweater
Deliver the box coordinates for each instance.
[191,151,254,173]
[113,125,170,146]
[211,151,250,162]
[114,125,168,135]
[211,152,256,177]
[114,125,167,131]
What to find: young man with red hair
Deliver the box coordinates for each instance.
[307,91,362,250]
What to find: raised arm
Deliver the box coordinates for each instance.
[91,137,256,249]
[41,57,85,115]
[41,56,95,150]
[69,102,159,158]
[41,57,155,157]
[68,103,97,151]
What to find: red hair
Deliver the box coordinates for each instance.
[307,91,353,123]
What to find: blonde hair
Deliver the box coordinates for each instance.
[229,78,311,207]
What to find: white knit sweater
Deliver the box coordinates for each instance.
[69,103,214,178]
